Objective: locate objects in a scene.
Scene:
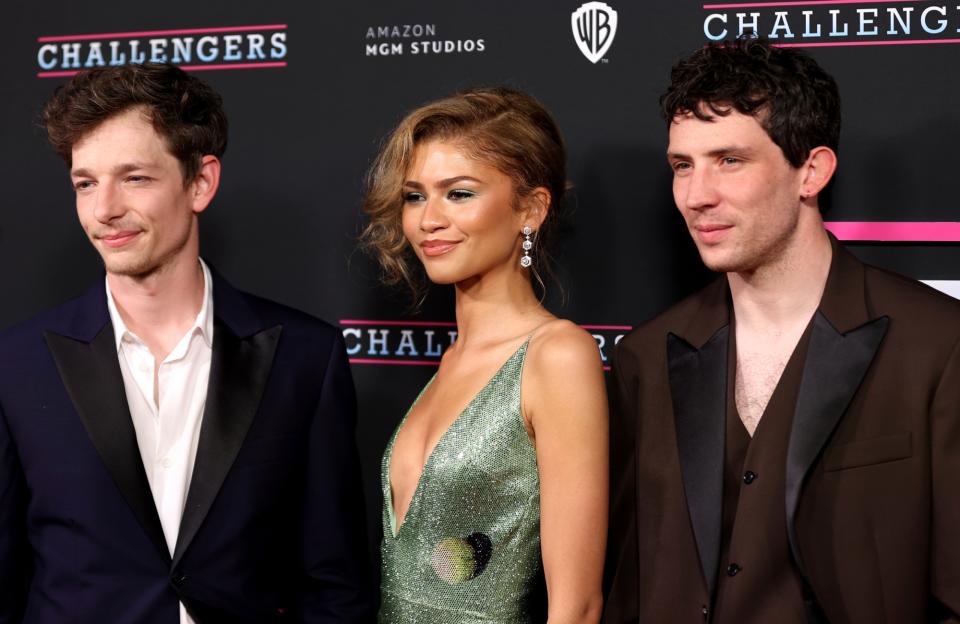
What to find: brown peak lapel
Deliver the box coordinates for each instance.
[819,232,876,334]
[671,276,731,350]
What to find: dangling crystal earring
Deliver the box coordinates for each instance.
[520,226,533,268]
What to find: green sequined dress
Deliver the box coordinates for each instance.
[379,340,541,623]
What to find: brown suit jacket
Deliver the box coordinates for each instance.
[605,237,960,623]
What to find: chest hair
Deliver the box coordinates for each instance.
[734,326,806,436]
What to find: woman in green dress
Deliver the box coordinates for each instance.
[361,87,608,623]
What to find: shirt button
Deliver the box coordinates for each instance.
[160,457,172,469]
[727,563,742,576]
[743,470,757,484]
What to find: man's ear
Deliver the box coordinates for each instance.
[799,146,837,199]
[190,155,221,215]
[520,186,551,231]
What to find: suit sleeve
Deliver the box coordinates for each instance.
[298,331,377,623]
[603,341,640,624]
[0,400,29,623]
[931,336,960,622]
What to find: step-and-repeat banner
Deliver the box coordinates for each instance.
[3,0,959,552]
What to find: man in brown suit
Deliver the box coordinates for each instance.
[605,37,960,623]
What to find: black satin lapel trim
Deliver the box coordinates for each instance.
[668,327,728,598]
[785,312,889,569]
[172,322,282,566]
[44,328,170,563]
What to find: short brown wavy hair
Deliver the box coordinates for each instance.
[42,62,228,182]
[360,86,568,305]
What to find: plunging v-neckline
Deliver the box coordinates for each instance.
[385,340,528,538]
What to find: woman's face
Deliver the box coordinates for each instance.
[401,139,529,285]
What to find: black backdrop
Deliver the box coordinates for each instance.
[3,0,959,557]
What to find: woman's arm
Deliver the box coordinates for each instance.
[524,321,609,624]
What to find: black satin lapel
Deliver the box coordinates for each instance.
[44,328,170,563]
[172,322,281,566]
[785,312,889,569]
[668,327,728,598]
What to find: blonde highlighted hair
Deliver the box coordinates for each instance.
[360,86,568,305]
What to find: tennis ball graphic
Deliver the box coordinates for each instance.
[431,532,493,584]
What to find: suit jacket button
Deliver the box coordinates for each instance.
[726,563,742,577]
[171,572,186,588]
[702,605,709,619]
[743,470,757,484]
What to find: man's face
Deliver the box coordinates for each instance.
[71,107,200,278]
[667,108,806,274]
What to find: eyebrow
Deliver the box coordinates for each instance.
[70,162,156,178]
[403,175,484,189]
[666,146,756,160]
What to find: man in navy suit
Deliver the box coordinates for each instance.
[0,63,375,623]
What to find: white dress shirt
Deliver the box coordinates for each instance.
[106,259,214,624]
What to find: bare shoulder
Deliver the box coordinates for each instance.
[521,319,607,433]
[522,319,605,395]
[526,318,602,371]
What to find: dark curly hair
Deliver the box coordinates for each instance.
[42,63,228,182]
[360,86,568,305]
[660,36,840,168]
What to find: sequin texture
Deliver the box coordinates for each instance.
[379,341,540,623]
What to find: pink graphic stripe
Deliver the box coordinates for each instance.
[37,62,286,78]
[350,358,612,371]
[36,70,86,78]
[340,319,457,327]
[341,320,633,330]
[775,38,960,48]
[825,221,960,242]
[704,0,914,8]
[349,358,443,366]
[178,62,286,71]
[38,24,287,43]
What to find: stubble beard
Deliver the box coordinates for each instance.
[697,216,800,278]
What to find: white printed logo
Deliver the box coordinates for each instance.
[572,2,618,64]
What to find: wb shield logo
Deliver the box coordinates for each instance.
[572,2,617,64]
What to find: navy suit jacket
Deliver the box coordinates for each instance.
[0,271,376,623]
